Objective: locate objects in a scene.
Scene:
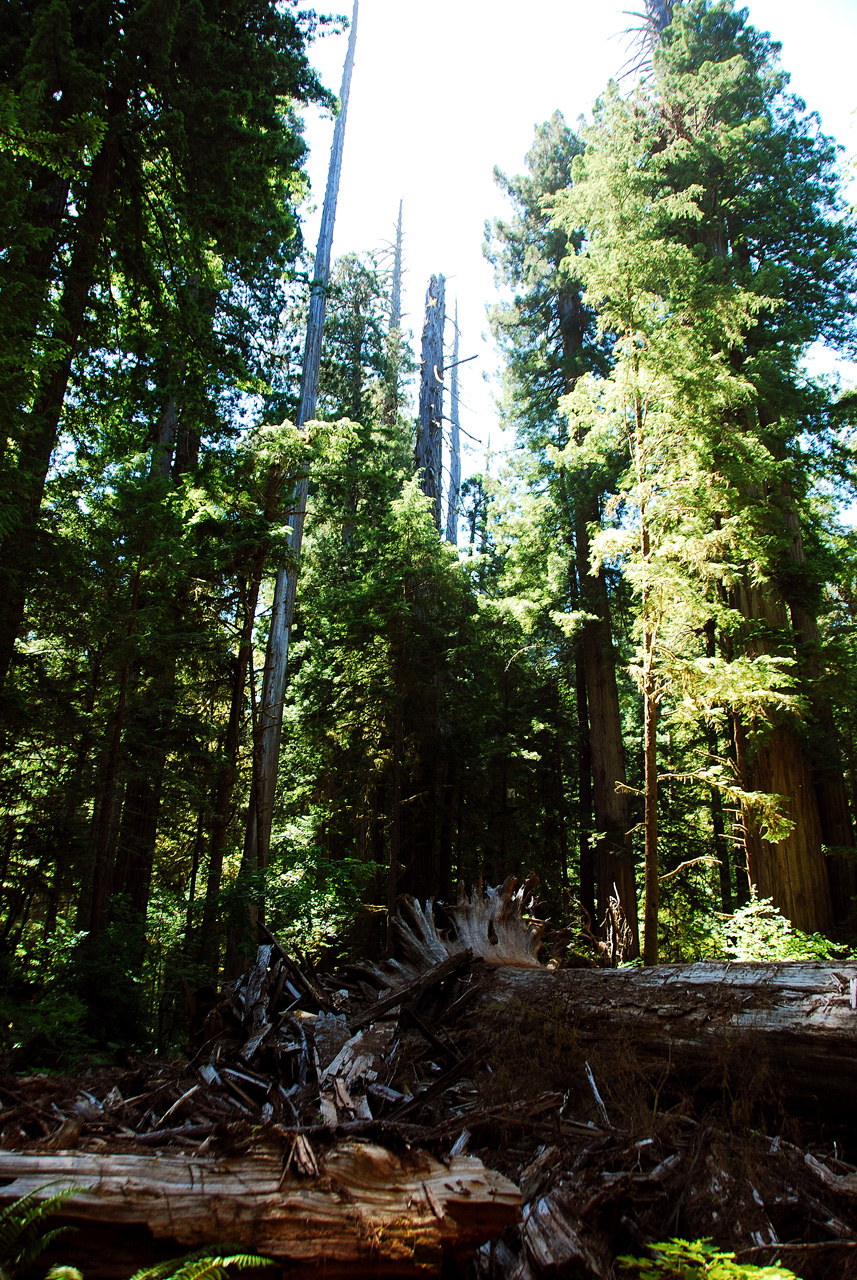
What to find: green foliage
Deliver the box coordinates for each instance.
[718,892,844,962]
[128,1249,274,1280]
[0,1188,76,1280]
[617,1237,798,1279]
[0,919,98,1068]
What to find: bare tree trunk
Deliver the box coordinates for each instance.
[415,274,445,530]
[574,509,639,956]
[575,653,595,922]
[387,629,405,954]
[732,581,834,935]
[201,466,284,974]
[778,482,857,920]
[445,300,461,544]
[380,200,404,428]
[0,107,125,689]
[390,199,403,331]
[0,167,71,473]
[242,2,359,884]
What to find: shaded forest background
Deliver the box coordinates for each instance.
[2,0,857,1061]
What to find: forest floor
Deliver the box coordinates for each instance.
[3,888,857,1279]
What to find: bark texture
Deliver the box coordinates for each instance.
[446,300,461,544]
[0,1141,519,1279]
[574,509,639,955]
[243,1,359,879]
[733,582,834,935]
[415,274,445,529]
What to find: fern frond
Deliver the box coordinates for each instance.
[129,1248,274,1280]
[0,1187,79,1280]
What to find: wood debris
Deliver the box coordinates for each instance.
[1,877,857,1279]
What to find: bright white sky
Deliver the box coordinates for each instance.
[299,0,857,474]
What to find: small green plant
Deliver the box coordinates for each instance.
[128,1251,275,1280]
[617,1238,799,1279]
[721,892,843,962]
[0,1188,76,1280]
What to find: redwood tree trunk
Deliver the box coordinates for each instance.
[732,582,834,935]
[0,115,124,688]
[575,508,639,956]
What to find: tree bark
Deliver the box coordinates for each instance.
[574,653,595,922]
[574,508,639,956]
[242,1,359,881]
[778,482,857,920]
[732,582,834,935]
[416,274,445,530]
[0,1142,519,1280]
[460,959,857,1115]
[446,300,461,543]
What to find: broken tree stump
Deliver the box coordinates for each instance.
[0,1139,520,1278]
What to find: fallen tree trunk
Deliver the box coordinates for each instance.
[5,881,857,1280]
[376,884,857,1118]
[457,959,857,1117]
[0,1139,519,1279]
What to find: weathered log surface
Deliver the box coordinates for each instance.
[0,1140,520,1278]
[355,882,857,1113]
[459,960,857,1108]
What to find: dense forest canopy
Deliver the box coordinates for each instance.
[1,0,856,1059]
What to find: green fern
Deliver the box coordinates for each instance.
[617,1238,799,1279]
[0,1188,77,1280]
[128,1249,275,1280]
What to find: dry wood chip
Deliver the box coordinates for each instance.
[421,1180,444,1220]
[45,1117,82,1151]
[283,1132,319,1178]
[521,1191,589,1274]
[333,1078,355,1112]
[240,1025,271,1062]
[319,1094,338,1126]
[313,1013,352,1073]
[450,1130,470,1157]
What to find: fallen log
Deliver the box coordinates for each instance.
[6,881,857,1280]
[370,882,857,1120]
[448,959,857,1117]
[0,1139,520,1278]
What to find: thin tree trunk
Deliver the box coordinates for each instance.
[242,1,359,884]
[87,529,149,938]
[0,167,71,472]
[202,466,284,973]
[415,274,445,529]
[387,630,404,954]
[703,622,732,912]
[574,508,639,956]
[642,658,659,966]
[445,301,461,544]
[575,651,595,922]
